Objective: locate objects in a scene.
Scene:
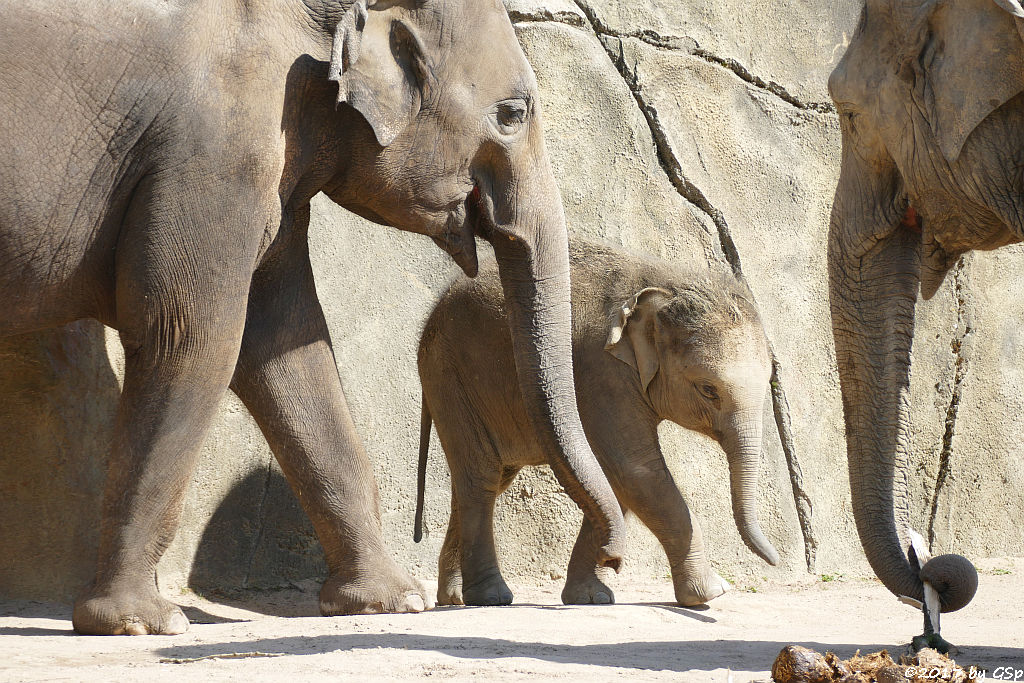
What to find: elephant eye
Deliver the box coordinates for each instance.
[493,99,528,136]
[697,383,719,401]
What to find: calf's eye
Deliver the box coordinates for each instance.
[697,383,719,401]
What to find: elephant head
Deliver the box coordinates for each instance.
[605,278,780,566]
[824,0,1024,612]
[319,0,623,565]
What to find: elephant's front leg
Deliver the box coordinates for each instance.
[618,452,730,607]
[562,438,728,607]
[73,306,248,635]
[229,222,428,615]
[562,516,618,604]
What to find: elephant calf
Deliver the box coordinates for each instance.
[414,240,780,607]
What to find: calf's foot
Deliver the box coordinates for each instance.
[437,572,464,606]
[561,573,615,605]
[462,569,513,606]
[673,567,730,606]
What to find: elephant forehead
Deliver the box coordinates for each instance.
[422,1,534,92]
[684,325,770,377]
[433,0,511,35]
[718,356,772,392]
[828,9,897,110]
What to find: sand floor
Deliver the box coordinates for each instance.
[2,560,1021,682]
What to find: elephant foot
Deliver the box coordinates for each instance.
[561,574,615,605]
[673,568,730,607]
[462,570,513,606]
[437,573,464,606]
[319,561,433,615]
[73,584,189,635]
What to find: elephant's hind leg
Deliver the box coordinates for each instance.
[437,466,519,606]
[437,491,464,606]
[73,184,256,635]
[435,402,516,606]
[456,464,518,606]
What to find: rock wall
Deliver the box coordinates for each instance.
[3,0,1022,604]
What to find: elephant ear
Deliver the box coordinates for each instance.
[328,0,429,147]
[919,0,1024,163]
[604,287,672,393]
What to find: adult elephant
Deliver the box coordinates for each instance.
[827,0,1023,643]
[0,0,624,634]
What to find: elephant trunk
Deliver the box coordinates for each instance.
[483,155,624,569]
[720,406,779,566]
[828,173,977,612]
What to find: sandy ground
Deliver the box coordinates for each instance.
[2,560,1022,682]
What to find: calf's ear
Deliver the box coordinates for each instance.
[605,287,672,393]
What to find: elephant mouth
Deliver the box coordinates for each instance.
[433,185,488,278]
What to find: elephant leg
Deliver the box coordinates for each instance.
[562,515,618,605]
[437,490,464,606]
[452,459,516,606]
[438,466,518,606]
[620,461,729,607]
[73,184,255,635]
[230,212,427,615]
[73,313,246,635]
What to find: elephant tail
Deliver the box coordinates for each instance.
[414,393,431,543]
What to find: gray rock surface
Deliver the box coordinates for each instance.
[2,0,1020,607]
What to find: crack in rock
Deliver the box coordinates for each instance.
[566,0,817,572]
[597,32,743,277]
[772,358,818,572]
[243,456,276,588]
[689,49,835,114]
[514,1,834,114]
[507,8,587,28]
[928,258,972,549]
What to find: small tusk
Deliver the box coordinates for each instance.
[899,595,924,609]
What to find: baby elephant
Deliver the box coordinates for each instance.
[415,240,780,607]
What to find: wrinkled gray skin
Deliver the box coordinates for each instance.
[0,0,624,634]
[826,0,1024,614]
[415,241,779,607]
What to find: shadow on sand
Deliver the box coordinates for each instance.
[153,633,1024,674]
